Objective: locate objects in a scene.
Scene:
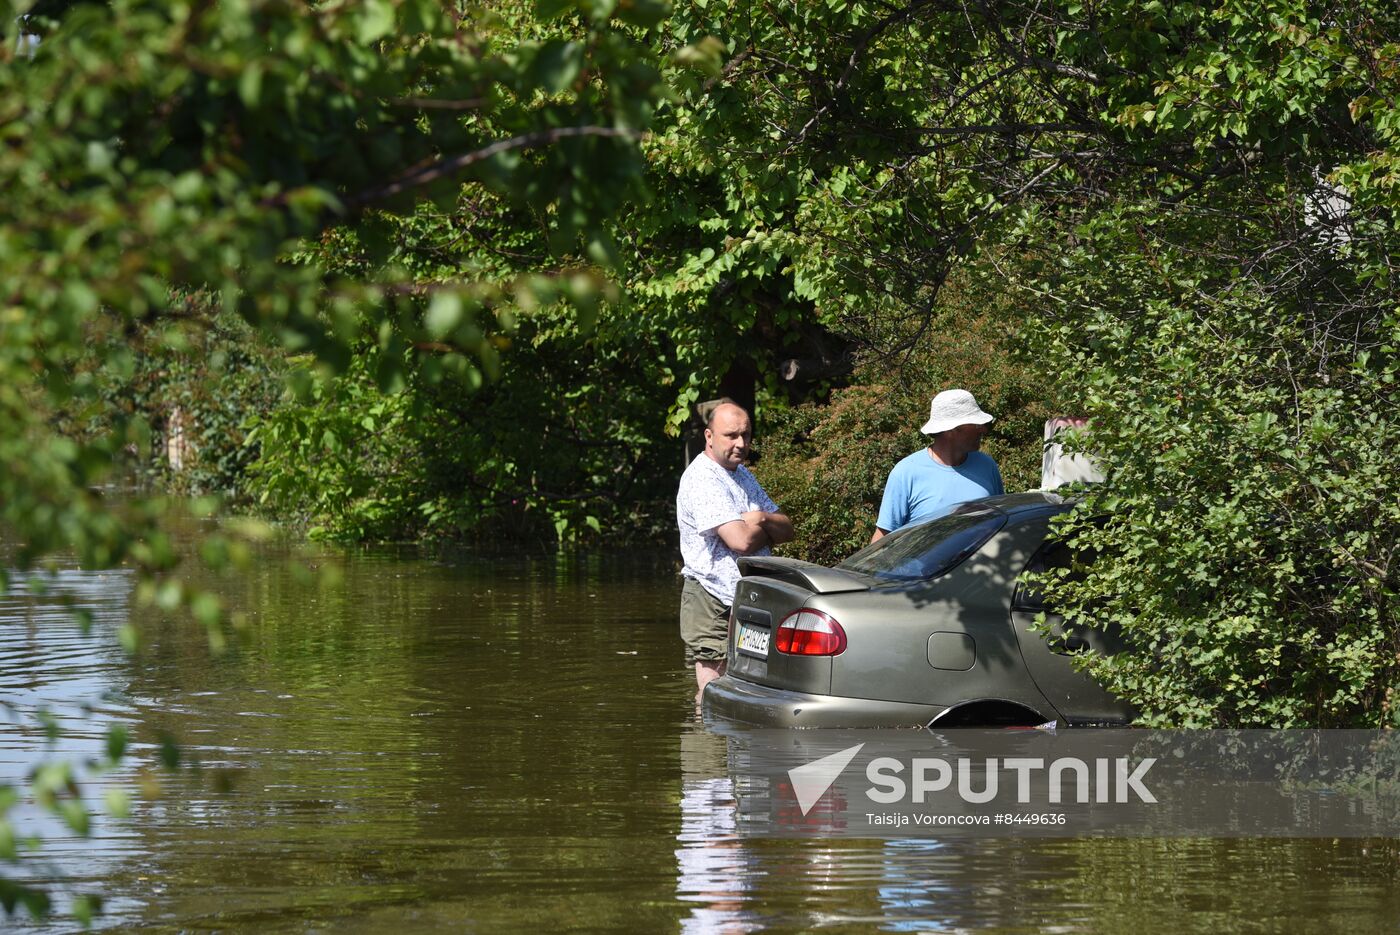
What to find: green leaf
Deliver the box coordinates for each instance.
[531,40,585,93]
[37,708,61,743]
[0,877,52,919]
[425,292,464,340]
[71,894,102,926]
[356,0,396,44]
[106,725,129,763]
[400,0,446,33]
[615,0,670,28]
[57,800,90,836]
[62,281,99,317]
[103,788,131,819]
[672,37,725,77]
[117,625,140,654]
[238,64,263,108]
[535,0,577,18]
[157,733,181,770]
[190,592,222,628]
[0,818,16,861]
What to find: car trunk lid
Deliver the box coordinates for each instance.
[736,556,872,594]
[727,560,875,695]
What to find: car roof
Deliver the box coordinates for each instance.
[949,491,1074,523]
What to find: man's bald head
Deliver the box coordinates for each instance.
[704,403,752,472]
[707,401,749,429]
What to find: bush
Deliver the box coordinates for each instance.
[1027,215,1400,728]
[755,281,1061,566]
[245,308,684,546]
[60,301,285,503]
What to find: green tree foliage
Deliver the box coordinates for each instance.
[0,0,680,918]
[1002,2,1400,727]
[60,299,287,501]
[244,1,881,546]
[0,0,671,558]
[247,188,691,544]
[245,0,1084,546]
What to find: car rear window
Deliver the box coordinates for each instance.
[838,510,1006,582]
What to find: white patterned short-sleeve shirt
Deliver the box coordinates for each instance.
[676,453,779,604]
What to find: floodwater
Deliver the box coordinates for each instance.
[2,541,1399,933]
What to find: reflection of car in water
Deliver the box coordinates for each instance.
[675,726,757,934]
[703,493,1132,728]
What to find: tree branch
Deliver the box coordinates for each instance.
[343,126,641,209]
[387,96,487,111]
[913,121,1096,136]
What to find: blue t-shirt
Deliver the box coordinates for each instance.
[876,449,1003,533]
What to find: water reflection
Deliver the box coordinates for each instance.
[675,726,758,934]
[0,565,142,920]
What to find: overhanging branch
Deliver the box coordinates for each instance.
[344,125,641,209]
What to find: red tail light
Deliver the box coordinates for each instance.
[775,609,847,656]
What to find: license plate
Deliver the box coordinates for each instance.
[736,622,770,658]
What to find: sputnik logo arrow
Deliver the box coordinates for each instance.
[788,743,865,815]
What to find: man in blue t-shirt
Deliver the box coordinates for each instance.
[871,388,1004,542]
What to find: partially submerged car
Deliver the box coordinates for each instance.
[703,492,1132,728]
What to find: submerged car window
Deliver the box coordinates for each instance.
[838,511,1006,582]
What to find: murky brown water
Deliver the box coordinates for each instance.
[3,541,1399,932]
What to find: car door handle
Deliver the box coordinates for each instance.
[1062,635,1088,652]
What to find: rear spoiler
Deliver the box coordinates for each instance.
[736,556,871,594]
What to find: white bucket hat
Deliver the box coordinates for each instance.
[920,389,994,435]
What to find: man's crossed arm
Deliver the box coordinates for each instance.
[714,510,795,554]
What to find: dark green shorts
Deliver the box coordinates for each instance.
[679,577,731,664]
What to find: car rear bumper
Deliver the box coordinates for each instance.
[703,674,945,728]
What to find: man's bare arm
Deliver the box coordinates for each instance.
[745,510,794,546]
[714,517,769,554]
[870,527,887,543]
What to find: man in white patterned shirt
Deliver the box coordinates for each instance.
[676,401,794,696]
